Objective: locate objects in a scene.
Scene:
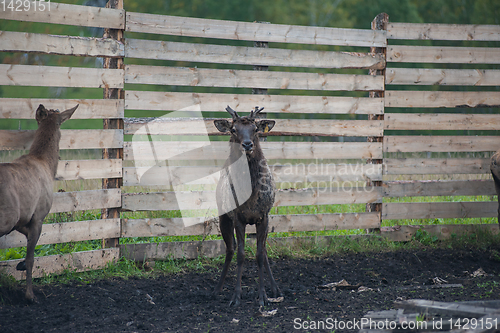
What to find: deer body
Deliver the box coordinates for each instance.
[0,104,78,302]
[491,150,500,224]
[214,106,282,306]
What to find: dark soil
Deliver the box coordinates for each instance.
[2,246,500,332]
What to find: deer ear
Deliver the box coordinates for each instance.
[35,104,49,122]
[256,120,275,133]
[59,104,78,124]
[214,119,232,133]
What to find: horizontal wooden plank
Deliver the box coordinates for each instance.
[56,159,122,181]
[125,117,383,137]
[126,12,386,47]
[384,136,500,153]
[121,212,381,238]
[385,91,500,108]
[386,68,500,86]
[0,219,120,249]
[125,65,384,91]
[387,45,500,64]
[0,129,123,150]
[124,141,383,161]
[122,186,383,211]
[381,224,499,242]
[385,180,495,197]
[51,189,121,213]
[0,31,124,57]
[388,22,500,41]
[0,248,119,280]
[125,39,385,70]
[384,158,490,175]
[385,113,500,131]
[123,163,383,187]
[125,90,384,115]
[0,1,124,29]
[382,201,497,220]
[0,98,124,119]
[0,64,123,88]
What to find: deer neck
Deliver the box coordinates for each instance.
[28,122,61,177]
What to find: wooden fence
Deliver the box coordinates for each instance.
[0,1,499,279]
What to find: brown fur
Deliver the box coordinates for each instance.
[213,106,282,306]
[0,104,77,302]
[491,150,500,224]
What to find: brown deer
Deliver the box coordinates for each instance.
[213,106,282,306]
[0,104,78,302]
[491,150,500,224]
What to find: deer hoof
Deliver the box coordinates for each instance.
[16,261,26,271]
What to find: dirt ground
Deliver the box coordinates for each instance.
[1,246,500,333]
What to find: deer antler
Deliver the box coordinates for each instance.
[225,105,240,120]
[249,106,265,119]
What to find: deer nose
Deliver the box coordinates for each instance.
[242,140,254,151]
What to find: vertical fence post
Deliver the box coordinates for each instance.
[252,22,270,126]
[366,13,388,230]
[102,0,124,249]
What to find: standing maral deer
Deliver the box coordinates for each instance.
[491,150,500,224]
[0,104,78,302]
[213,105,282,306]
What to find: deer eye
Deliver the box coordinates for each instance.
[230,128,236,133]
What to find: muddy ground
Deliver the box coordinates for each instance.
[1,246,500,332]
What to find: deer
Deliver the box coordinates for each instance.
[491,150,500,224]
[0,104,78,302]
[213,105,282,307]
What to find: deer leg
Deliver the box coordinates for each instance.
[17,218,42,303]
[256,215,282,305]
[214,214,234,294]
[230,221,246,307]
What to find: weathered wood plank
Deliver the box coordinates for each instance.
[386,68,500,86]
[387,45,500,64]
[125,39,385,70]
[0,219,120,249]
[384,136,500,153]
[51,189,121,213]
[122,186,383,211]
[382,201,497,220]
[0,248,119,280]
[125,65,384,91]
[123,163,383,187]
[396,299,500,317]
[125,90,384,115]
[388,22,500,41]
[0,64,124,88]
[0,98,124,119]
[385,180,495,197]
[121,212,380,238]
[385,113,500,131]
[124,141,383,161]
[126,12,387,47]
[0,31,124,57]
[385,91,500,108]
[384,158,490,175]
[381,224,499,242]
[56,159,122,181]
[125,117,383,137]
[0,1,125,29]
[0,129,123,150]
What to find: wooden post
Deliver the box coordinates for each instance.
[252,22,270,126]
[366,13,388,231]
[102,0,124,249]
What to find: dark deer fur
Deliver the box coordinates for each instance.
[0,104,78,302]
[491,150,500,224]
[213,106,282,306]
